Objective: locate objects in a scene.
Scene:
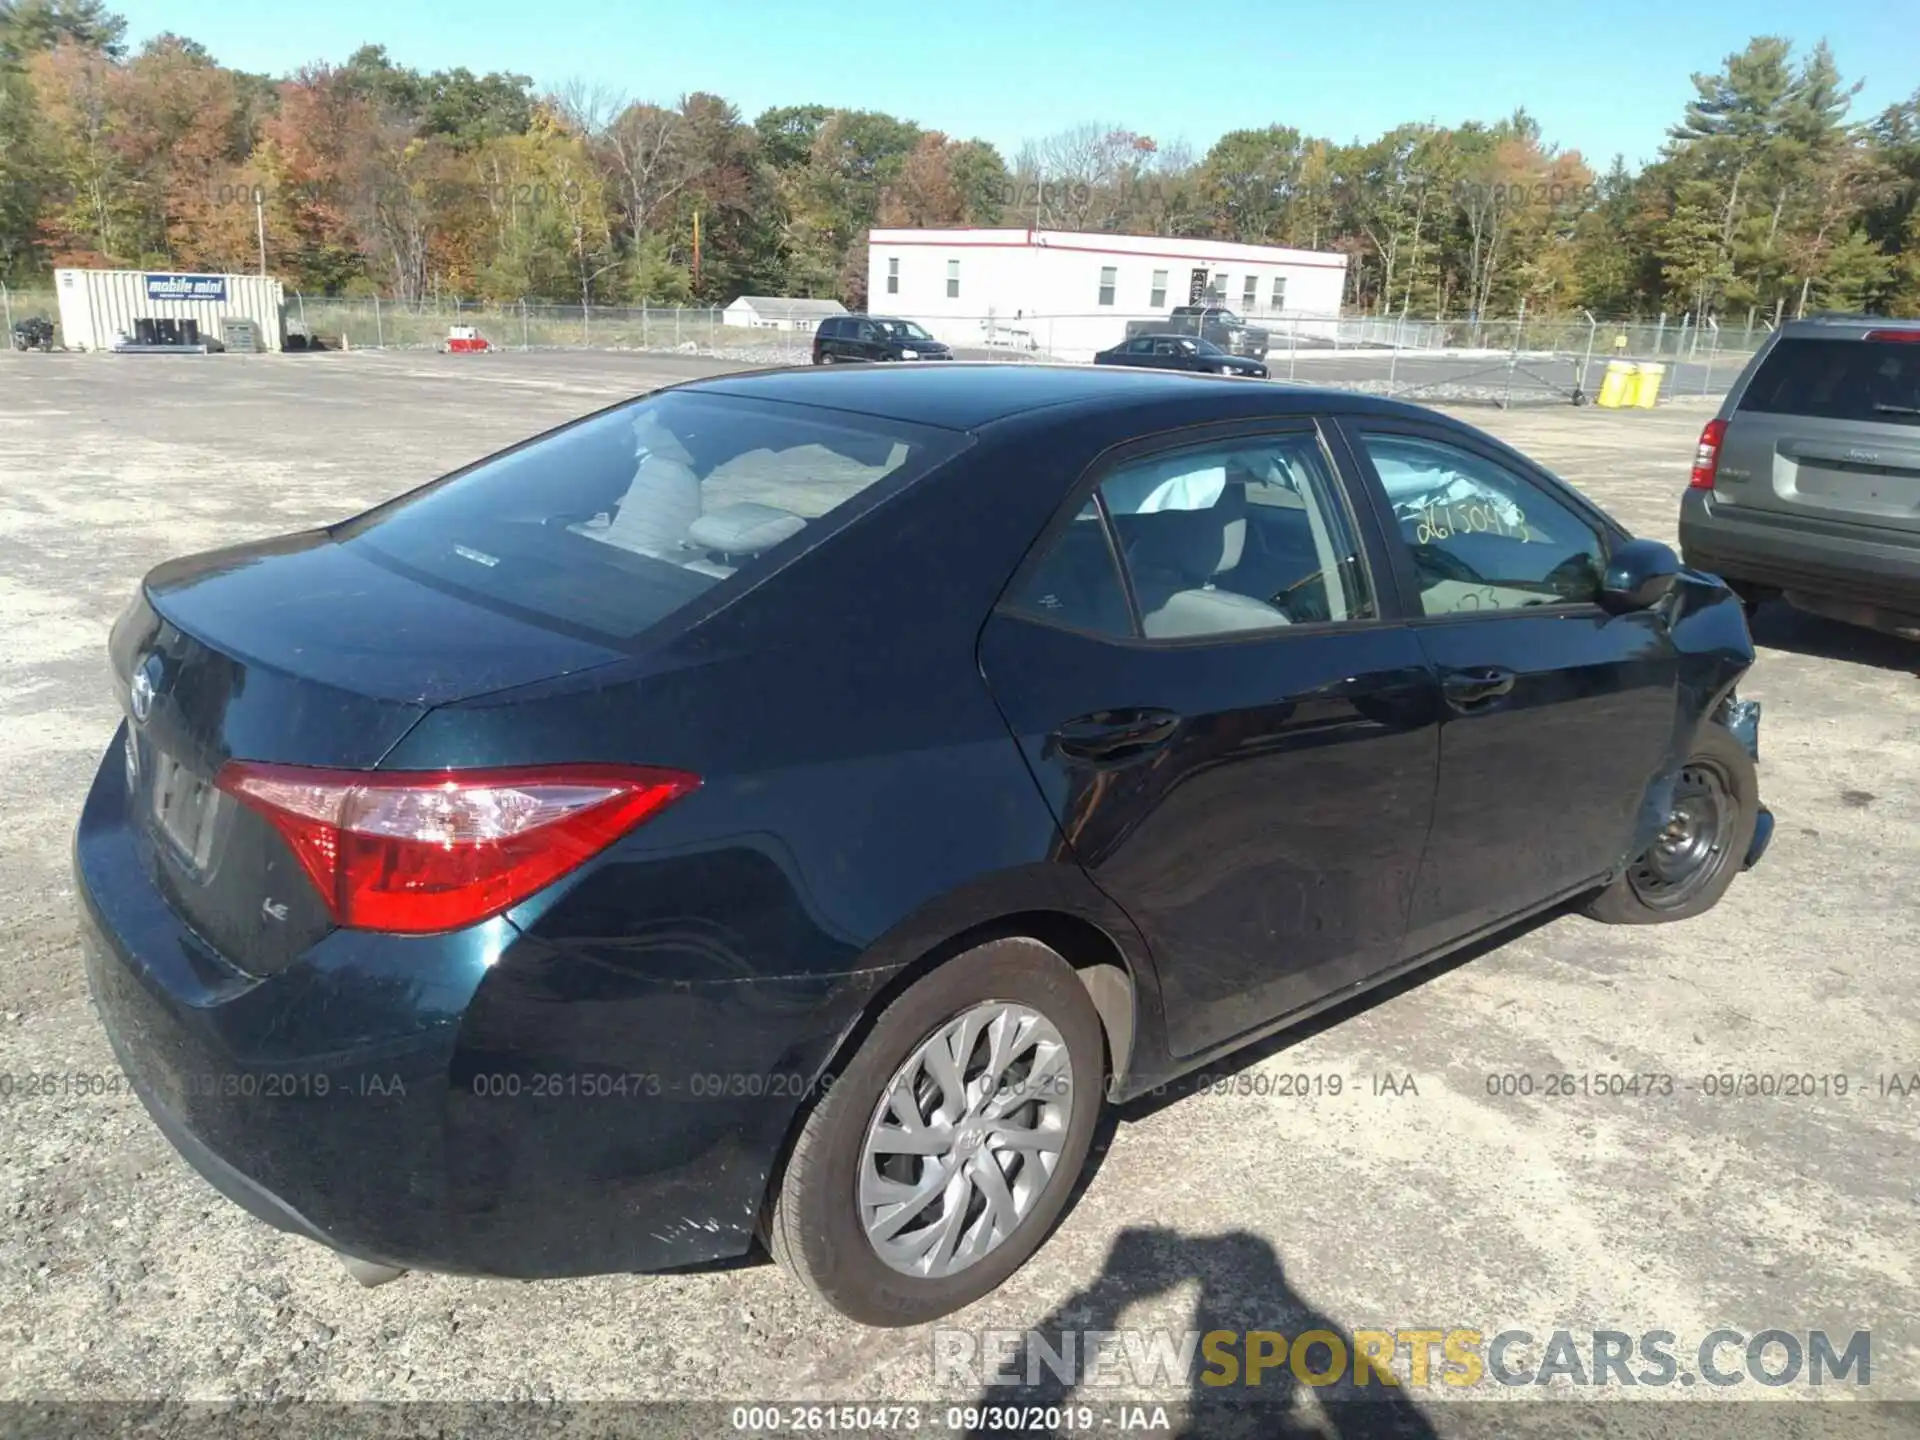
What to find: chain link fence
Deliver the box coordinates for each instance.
[1241,307,1760,406]
[7,282,1763,407]
[287,295,772,358]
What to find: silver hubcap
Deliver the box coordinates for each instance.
[859,1001,1075,1279]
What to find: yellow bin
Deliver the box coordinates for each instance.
[1633,361,1666,408]
[1596,360,1637,408]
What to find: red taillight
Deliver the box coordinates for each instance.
[1864,329,1920,343]
[1689,418,1727,490]
[216,762,699,934]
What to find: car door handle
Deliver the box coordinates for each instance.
[1049,709,1183,764]
[1441,667,1517,711]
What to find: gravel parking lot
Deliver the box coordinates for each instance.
[2,350,1915,1430]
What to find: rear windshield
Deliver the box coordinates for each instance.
[338,389,965,643]
[1739,336,1920,426]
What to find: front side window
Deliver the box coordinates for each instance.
[1098,266,1117,306]
[342,391,964,645]
[1356,432,1605,615]
[946,259,960,298]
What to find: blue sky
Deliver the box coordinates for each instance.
[120,0,1916,171]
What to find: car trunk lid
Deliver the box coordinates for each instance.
[109,531,629,973]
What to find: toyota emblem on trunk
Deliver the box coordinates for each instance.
[130,654,162,723]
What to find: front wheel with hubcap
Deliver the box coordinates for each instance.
[765,937,1105,1326]
[1581,721,1759,924]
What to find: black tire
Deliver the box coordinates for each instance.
[1723,578,1776,617]
[1581,722,1758,924]
[765,937,1105,1327]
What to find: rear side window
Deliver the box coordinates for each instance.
[1739,337,1920,425]
[1103,435,1374,635]
[1004,501,1132,635]
[1003,432,1374,639]
[339,391,966,644]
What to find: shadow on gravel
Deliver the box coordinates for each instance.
[955,913,1574,1438]
[960,1225,1440,1438]
[1749,600,1920,677]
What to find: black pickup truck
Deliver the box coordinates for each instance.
[1123,305,1270,359]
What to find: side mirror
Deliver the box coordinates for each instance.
[1599,537,1682,615]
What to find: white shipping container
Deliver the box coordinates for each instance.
[54,268,288,353]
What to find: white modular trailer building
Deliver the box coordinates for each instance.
[865,228,1348,361]
[54,268,288,353]
[721,295,848,331]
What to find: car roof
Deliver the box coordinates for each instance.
[1780,313,1920,337]
[686,361,1430,431]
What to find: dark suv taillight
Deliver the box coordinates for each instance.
[1689,419,1727,490]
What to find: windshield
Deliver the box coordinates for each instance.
[338,390,967,645]
[1193,339,1225,356]
[877,320,934,341]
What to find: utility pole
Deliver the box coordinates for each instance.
[255,187,267,276]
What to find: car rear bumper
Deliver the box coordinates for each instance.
[75,730,876,1279]
[1680,487,1920,630]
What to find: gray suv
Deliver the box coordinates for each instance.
[1680,313,1920,639]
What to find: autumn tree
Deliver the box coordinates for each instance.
[0,0,124,60]
[3,15,1914,323]
[1200,125,1306,243]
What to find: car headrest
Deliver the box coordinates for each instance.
[1126,482,1248,581]
[687,502,806,556]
